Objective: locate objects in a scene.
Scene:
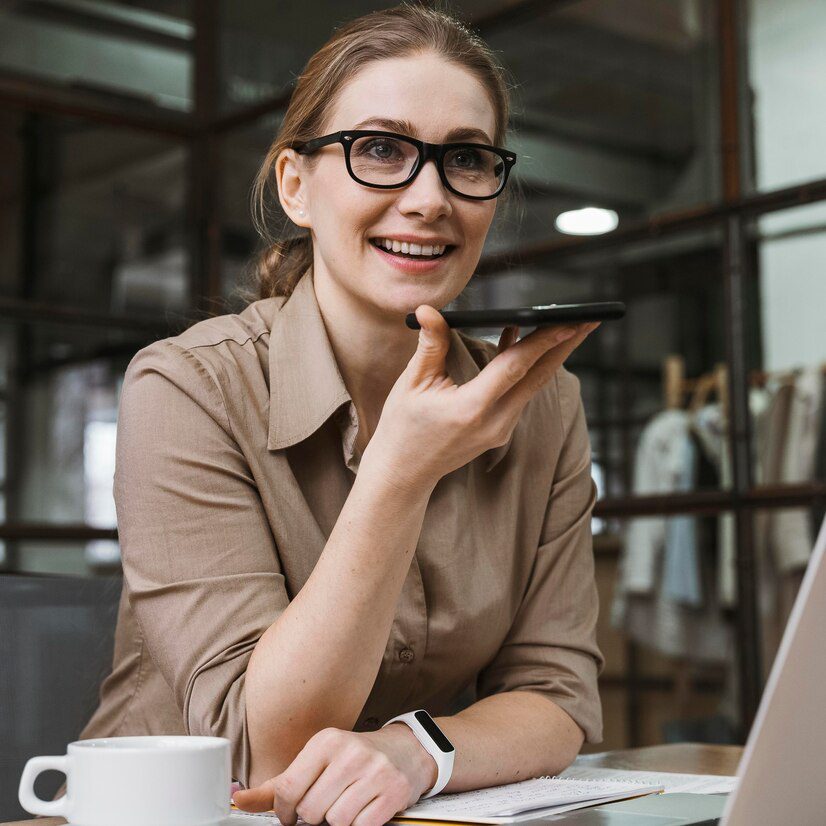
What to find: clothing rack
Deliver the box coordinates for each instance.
[663,355,826,418]
[655,353,826,728]
[749,362,826,388]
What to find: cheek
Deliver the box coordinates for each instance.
[311,162,379,239]
[461,205,496,250]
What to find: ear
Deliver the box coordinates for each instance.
[275,148,310,228]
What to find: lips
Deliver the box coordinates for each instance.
[368,238,455,272]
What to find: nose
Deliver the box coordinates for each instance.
[395,158,453,222]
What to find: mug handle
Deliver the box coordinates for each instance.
[18,755,69,818]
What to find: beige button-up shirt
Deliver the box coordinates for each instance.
[79,266,604,786]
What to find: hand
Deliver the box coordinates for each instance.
[232,725,436,826]
[362,308,600,493]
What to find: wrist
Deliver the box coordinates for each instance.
[358,449,438,503]
[385,722,439,796]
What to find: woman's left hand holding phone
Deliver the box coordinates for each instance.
[232,724,435,825]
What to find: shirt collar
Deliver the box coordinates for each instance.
[267,265,511,472]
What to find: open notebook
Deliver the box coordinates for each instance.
[389,775,664,824]
[228,776,664,825]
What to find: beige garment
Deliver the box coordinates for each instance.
[78,266,604,786]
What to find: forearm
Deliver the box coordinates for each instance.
[245,456,435,787]
[433,692,585,793]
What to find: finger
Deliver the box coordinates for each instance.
[466,323,581,406]
[269,734,336,825]
[352,793,404,826]
[322,779,380,826]
[293,761,360,825]
[232,780,277,813]
[494,322,597,416]
[406,305,452,386]
[496,325,519,356]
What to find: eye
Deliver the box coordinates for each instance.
[357,138,405,162]
[450,148,484,169]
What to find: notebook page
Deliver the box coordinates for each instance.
[559,765,738,795]
[399,776,662,818]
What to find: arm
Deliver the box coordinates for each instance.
[434,368,604,791]
[247,325,603,786]
[245,456,436,786]
[434,691,583,789]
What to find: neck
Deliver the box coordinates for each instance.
[312,264,419,432]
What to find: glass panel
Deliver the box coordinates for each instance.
[0,0,193,111]
[218,1,391,114]
[470,226,727,501]
[747,0,826,191]
[221,113,282,311]
[0,111,189,317]
[0,320,156,542]
[745,204,826,493]
[485,0,720,245]
[593,510,736,750]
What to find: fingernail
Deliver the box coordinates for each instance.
[558,327,576,341]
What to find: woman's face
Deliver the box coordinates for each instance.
[279,52,500,322]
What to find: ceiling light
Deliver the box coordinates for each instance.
[555,207,619,236]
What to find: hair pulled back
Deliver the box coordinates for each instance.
[248,2,512,300]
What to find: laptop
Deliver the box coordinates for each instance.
[537,513,826,825]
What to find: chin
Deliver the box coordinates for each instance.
[395,285,460,316]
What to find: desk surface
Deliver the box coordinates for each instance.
[4,742,743,826]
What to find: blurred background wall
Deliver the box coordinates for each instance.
[0,0,824,762]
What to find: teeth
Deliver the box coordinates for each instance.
[373,238,447,256]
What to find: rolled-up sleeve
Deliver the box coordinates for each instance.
[114,340,289,785]
[475,369,605,743]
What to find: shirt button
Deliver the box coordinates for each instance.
[399,647,415,663]
[361,717,380,730]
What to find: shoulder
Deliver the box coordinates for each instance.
[120,298,283,432]
[456,329,583,439]
[126,298,282,383]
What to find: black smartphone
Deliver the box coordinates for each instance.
[405,301,626,330]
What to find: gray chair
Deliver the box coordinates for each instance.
[0,573,121,822]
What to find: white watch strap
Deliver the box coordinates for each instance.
[382,710,455,798]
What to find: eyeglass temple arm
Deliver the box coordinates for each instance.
[294,132,345,155]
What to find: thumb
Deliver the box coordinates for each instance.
[408,305,450,383]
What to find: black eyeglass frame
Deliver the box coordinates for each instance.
[292,129,517,201]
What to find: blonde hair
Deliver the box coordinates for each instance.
[246,2,512,300]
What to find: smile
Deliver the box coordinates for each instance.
[369,237,453,259]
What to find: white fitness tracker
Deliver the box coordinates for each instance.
[382,709,455,798]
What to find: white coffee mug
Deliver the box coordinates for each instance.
[18,735,231,826]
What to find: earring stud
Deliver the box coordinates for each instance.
[298,210,305,216]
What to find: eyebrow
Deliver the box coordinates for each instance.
[350,117,494,145]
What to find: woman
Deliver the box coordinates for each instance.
[79,5,604,826]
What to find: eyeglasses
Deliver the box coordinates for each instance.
[292,130,517,200]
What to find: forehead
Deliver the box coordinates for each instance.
[325,52,497,144]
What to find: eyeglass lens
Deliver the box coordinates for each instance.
[349,135,505,197]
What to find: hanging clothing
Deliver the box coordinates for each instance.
[615,410,701,603]
[611,410,731,662]
[764,367,824,573]
[691,387,771,609]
